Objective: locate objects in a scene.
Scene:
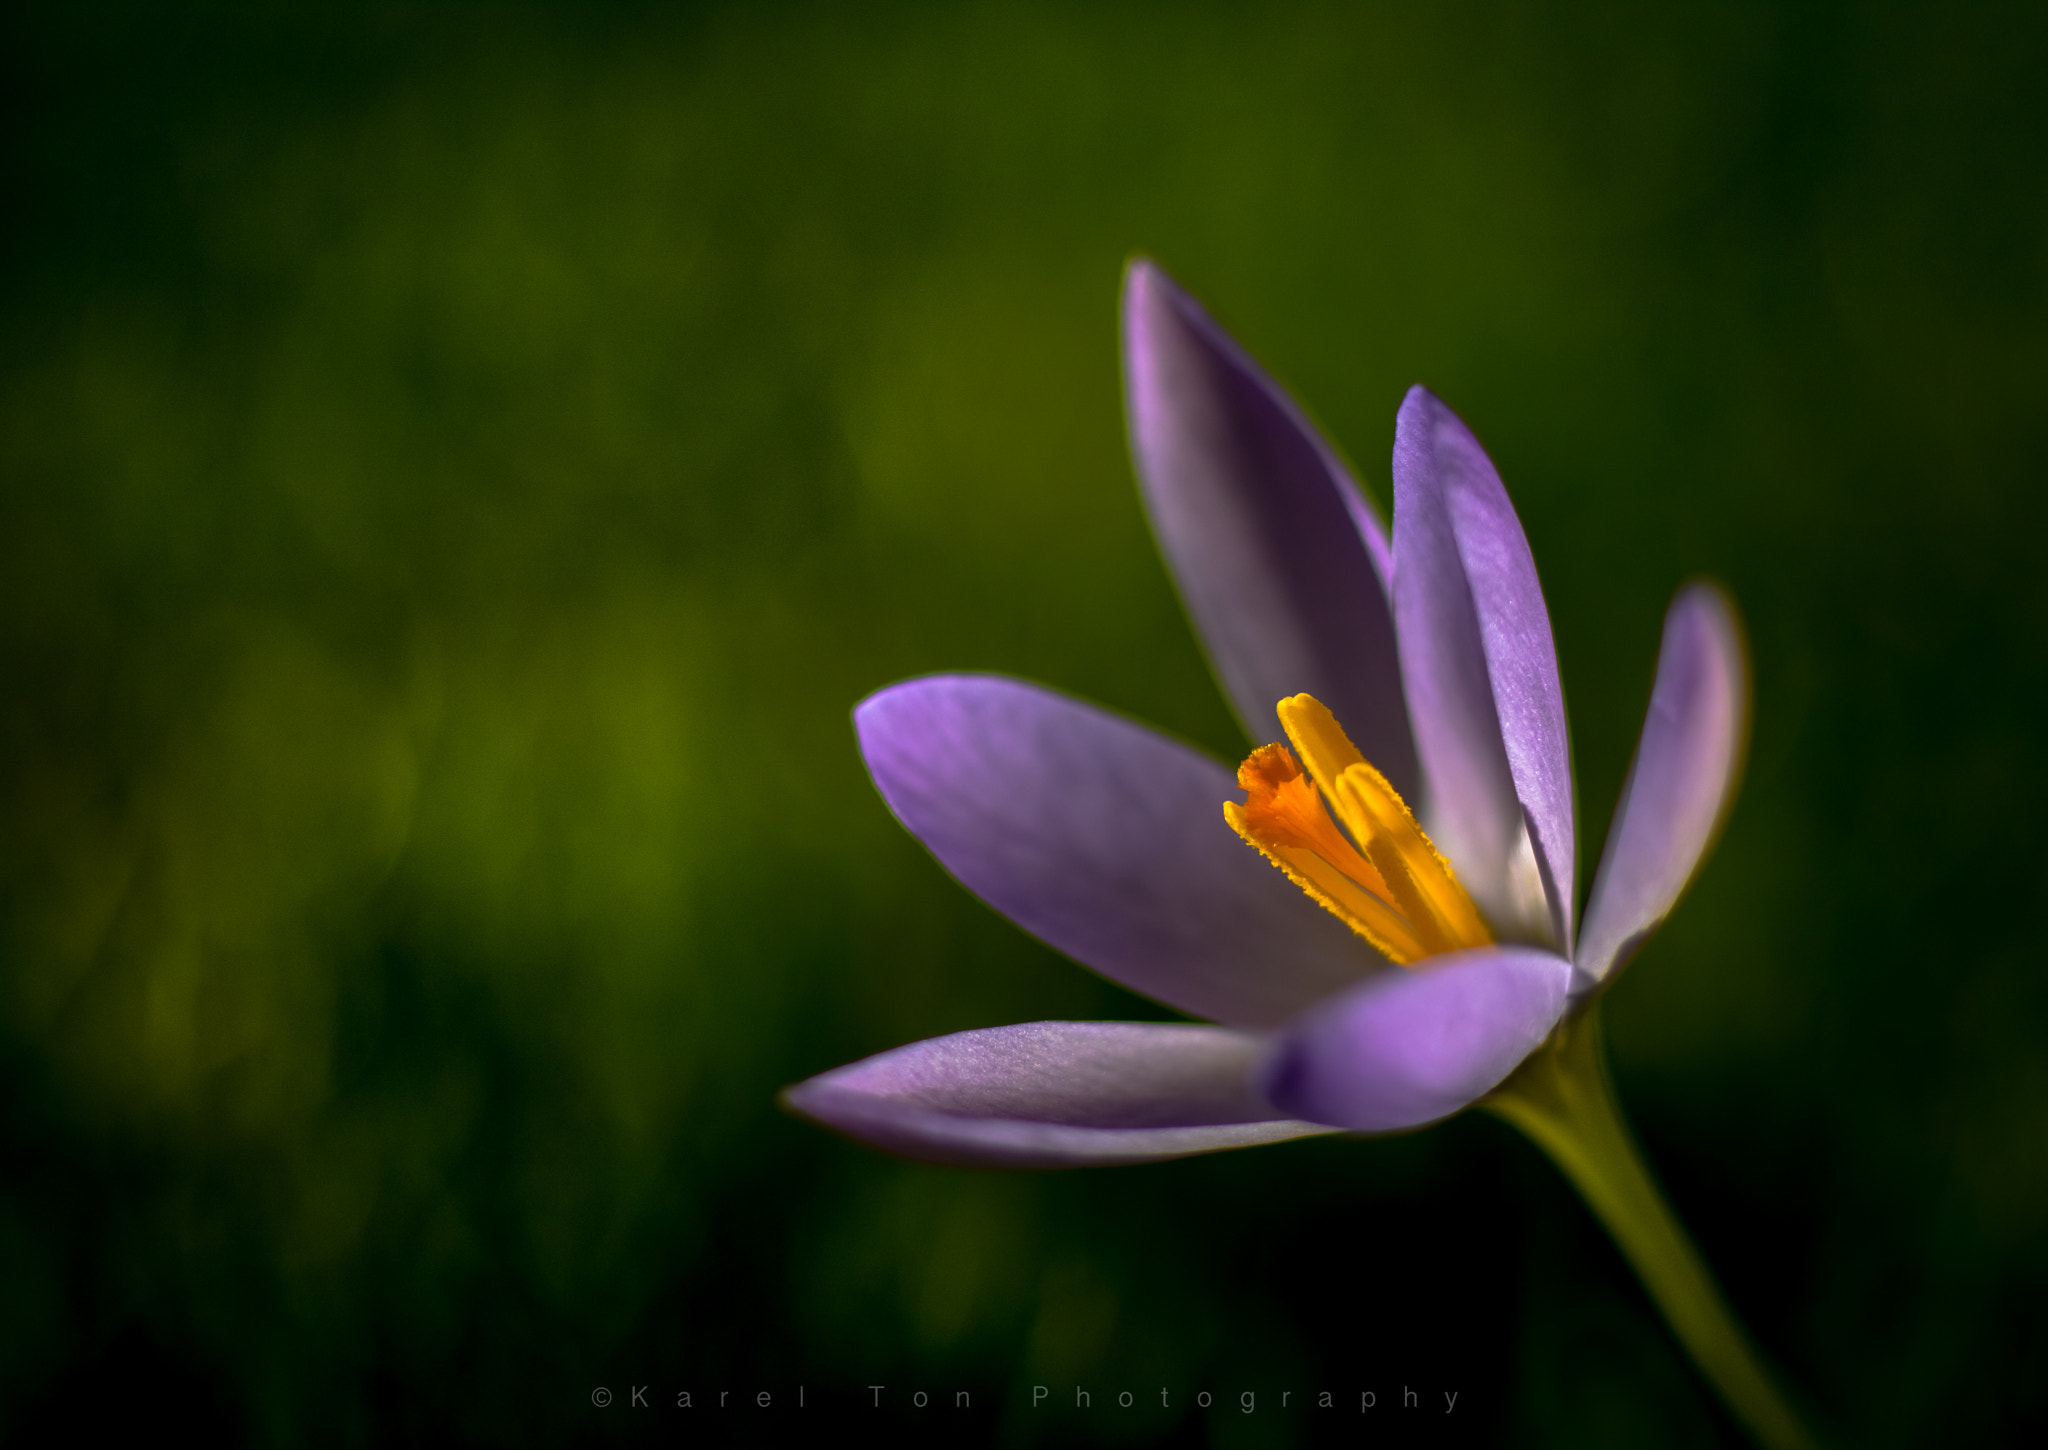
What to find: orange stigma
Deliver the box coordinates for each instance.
[1225,695,1492,966]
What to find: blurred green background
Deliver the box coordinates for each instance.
[2,3,2045,1445]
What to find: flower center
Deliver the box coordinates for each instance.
[1225,694,1492,966]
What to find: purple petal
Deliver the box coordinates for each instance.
[1122,260,1418,797]
[1260,947,1571,1132]
[857,675,1381,1029]
[1574,585,1749,993]
[782,1021,1335,1167]
[1392,387,1574,950]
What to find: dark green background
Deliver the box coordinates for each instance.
[2,3,2043,1445]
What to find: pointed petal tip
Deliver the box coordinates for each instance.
[1394,384,1488,461]
[1122,257,1218,363]
[850,683,887,731]
[1675,579,1750,666]
[850,674,942,773]
[852,672,929,730]
[1394,383,1458,440]
[1121,255,1183,324]
[1671,580,1752,770]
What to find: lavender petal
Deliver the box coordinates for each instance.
[782,1021,1336,1167]
[857,674,1383,1029]
[1123,260,1417,796]
[1260,946,1571,1132]
[1392,387,1575,950]
[1574,585,1749,993]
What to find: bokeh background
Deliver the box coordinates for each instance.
[2,3,2045,1445]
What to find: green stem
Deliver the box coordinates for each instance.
[1483,1004,1815,1450]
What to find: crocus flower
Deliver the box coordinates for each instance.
[785,260,1745,1165]
[786,262,1816,1450]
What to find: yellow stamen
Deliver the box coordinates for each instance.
[1225,694,1493,967]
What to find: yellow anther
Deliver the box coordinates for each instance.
[1226,694,1492,967]
[1274,693,1369,798]
[1335,760,1493,957]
